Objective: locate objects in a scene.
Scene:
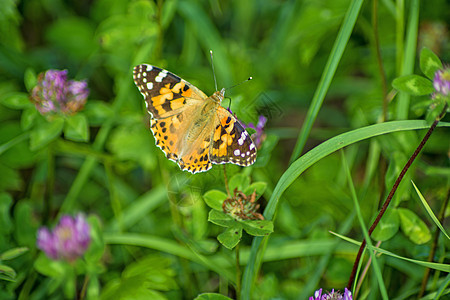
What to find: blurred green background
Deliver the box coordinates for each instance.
[0,0,449,299]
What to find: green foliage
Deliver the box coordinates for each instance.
[0,0,449,299]
[419,48,443,80]
[64,114,90,142]
[100,255,177,300]
[398,208,432,245]
[0,247,28,282]
[392,75,434,96]
[205,174,271,249]
[371,209,399,242]
[195,293,233,300]
[29,116,64,150]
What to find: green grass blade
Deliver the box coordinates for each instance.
[433,273,450,299]
[105,233,235,282]
[341,150,388,298]
[330,232,450,272]
[106,186,167,232]
[395,0,419,119]
[241,120,450,298]
[289,0,365,163]
[411,181,450,240]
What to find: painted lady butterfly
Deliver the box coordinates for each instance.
[133,64,257,174]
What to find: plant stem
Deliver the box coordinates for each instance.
[417,188,450,298]
[79,274,90,300]
[236,243,241,300]
[372,0,388,122]
[354,240,382,298]
[223,165,231,197]
[346,104,448,290]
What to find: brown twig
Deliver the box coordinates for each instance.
[346,104,448,290]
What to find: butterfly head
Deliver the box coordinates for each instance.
[211,88,226,104]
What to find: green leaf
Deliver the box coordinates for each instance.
[64,113,89,142]
[392,75,434,96]
[0,92,32,109]
[203,190,228,211]
[228,173,250,192]
[195,293,233,300]
[243,182,267,197]
[0,193,13,234]
[161,0,177,29]
[13,201,37,247]
[241,219,273,236]
[21,107,39,130]
[34,254,67,278]
[84,215,105,263]
[0,264,16,281]
[411,180,450,240]
[419,47,443,80]
[217,226,242,250]
[0,247,28,260]
[208,210,236,227]
[24,68,37,92]
[398,208,431,244]
[0,164,22,191]
[30,117,64,150]
[371,208,400,241]
[426,100,446,124]
[46,17,97,61]
[84,100,113,126]
[107,123,156,170]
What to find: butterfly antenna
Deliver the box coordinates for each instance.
[210,50,218,91]
[225,76,253,92]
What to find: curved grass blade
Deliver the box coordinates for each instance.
[330,231,450,273]
[411,181,450,240]
[289,0,365,163]
[241,120,450,298]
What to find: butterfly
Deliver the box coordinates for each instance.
[133,64,257,174]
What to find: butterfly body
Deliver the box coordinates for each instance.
[133,64,256,174]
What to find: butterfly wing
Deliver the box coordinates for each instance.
[133,64,206,119]
[209,106,257,166]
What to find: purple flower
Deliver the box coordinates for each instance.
[310,288,352,300]
[244,115,267,148]
[30,69,89,115]
[433,68,450,97]
[37,214,91,262]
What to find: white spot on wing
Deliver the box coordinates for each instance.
[146,82,153,90]
[234,149,240,156]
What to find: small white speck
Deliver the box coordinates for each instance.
[146,82,153,90]
[241,153,245,157]
[146,65,153,71]
[142,72,147,77]
[246,151,250,155]
[249,143,255,150]
[234,149,240,156]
